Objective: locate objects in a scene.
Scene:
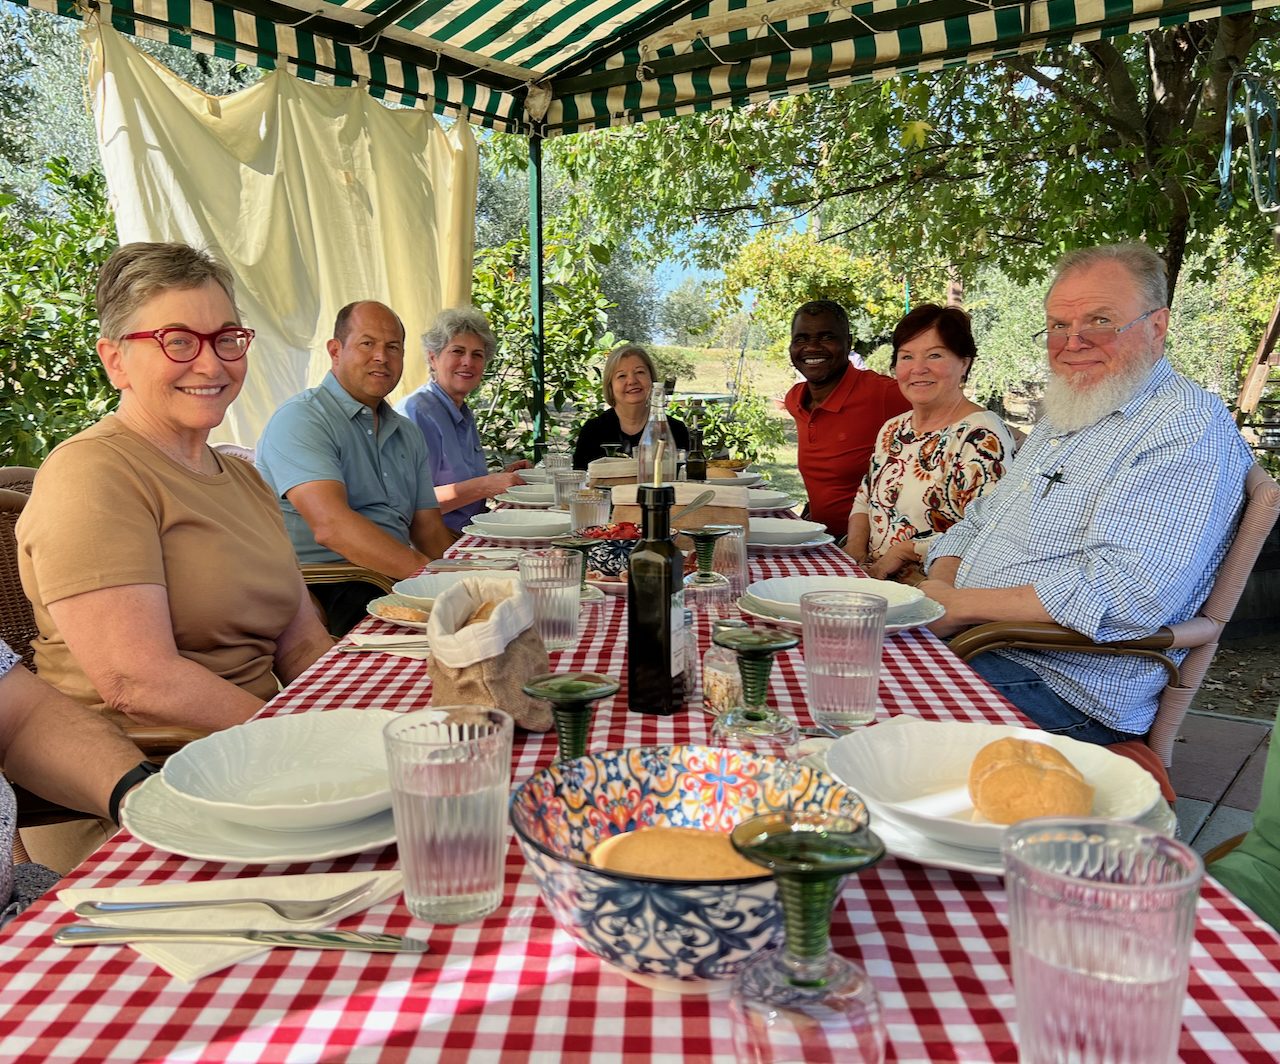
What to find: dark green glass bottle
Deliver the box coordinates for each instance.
[627,484,686,715]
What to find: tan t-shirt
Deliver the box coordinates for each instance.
[17,416,301,709]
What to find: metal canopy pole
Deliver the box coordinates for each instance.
[529,132,546,459]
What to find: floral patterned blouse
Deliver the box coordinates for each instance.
[1,639,61,926]
[850,410,1015,574]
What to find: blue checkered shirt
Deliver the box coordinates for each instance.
[928,358,1253,734]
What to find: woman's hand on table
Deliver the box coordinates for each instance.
[863,540,919,581]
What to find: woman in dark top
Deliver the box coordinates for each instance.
[573,344,689,469]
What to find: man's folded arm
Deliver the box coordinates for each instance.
[286,479,428,579]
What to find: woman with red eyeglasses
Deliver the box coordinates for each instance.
[17,243,331,743]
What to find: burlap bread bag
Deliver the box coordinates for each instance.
[425,576,552,732]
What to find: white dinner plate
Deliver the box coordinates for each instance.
[801,741,1177,876]
[689,471,764,488]
[493,492,555,508]
[746,533,835,552]
[366,594,432,630]
[825,718,1163,852]
[588,577,627,596]
[122,775,398,864]
[748,576,924,621]
[737,594,945,634]
[748,498,799,513]
[460,523,559,544]
[870,805,1004,876]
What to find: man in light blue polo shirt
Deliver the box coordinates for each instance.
[398,307,531,533]
[920,244,1253,744]
[257,300,455,634]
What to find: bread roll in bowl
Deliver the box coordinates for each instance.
[968,737,1095,825]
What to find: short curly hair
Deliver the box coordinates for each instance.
[422,306,497,361]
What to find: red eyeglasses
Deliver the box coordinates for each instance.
[121,326,255,363]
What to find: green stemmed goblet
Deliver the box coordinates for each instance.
[681,525,733,617]
[709,625,801,754]
[729,809,888,1062]
[522,671,620,762]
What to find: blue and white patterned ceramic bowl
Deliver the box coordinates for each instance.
[575,527,638,577]
[509,744,868,993]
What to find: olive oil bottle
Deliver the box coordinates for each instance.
[626,484,687,714]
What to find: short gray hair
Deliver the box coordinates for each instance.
[96,242,238,340]
[1048,243,1168,311]
[422,306,497,361]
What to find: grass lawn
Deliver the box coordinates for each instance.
[658,345,806,508]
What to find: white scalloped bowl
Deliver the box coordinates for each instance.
[746,488,793,509]
[392,570,518,608]
[507,483,556,503]
[825,718,1162,852]
[746,575,923,620]
[161,710,402,831]
[469,509,573,538]
[746,517,827,544]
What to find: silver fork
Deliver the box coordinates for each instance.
[73,879,380,923]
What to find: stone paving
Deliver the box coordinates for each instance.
[1171,709,1273,856]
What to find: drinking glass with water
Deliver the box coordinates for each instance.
[383,707,514,925]
[518,548,583,651]
[800,591,887,731]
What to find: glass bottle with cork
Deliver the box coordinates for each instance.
[636,382,677,485]
[626,444,688,715]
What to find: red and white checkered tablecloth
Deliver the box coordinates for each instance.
[1,538,1277,1063]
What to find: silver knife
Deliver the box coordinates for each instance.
[54,924,428,952]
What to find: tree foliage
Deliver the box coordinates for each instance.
[548,16,1280,301]
[721,231,946,354]
[1,158,117,465]
[468,225,617,458]
[477,135,658,343]
[658,277,715,346]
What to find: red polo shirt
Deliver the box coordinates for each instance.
[785,366,910,538]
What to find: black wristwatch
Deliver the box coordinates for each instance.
[108,761,160,824]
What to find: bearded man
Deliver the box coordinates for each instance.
[920,243,1253,744]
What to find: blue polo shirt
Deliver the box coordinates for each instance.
[398,380,490,532]
[257,372,439,564]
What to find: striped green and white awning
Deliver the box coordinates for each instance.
[20,0,1280,135]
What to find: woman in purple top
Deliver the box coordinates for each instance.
[398,308,531,532]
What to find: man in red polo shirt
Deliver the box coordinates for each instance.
[784,300,909,539]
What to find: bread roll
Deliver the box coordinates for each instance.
[968,737,1095,824]
[463,601,498,626]
[589,826,766,880]
[375,603,430,622]
[706,466,739,480]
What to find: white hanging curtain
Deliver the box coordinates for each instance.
[84,23,478,446]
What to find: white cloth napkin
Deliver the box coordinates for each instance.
[427,576,533,665]
[58,870,403,982]
[342,633,431,660]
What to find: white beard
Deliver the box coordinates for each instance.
[1042,357,1155,433]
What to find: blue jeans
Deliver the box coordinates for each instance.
[967,653,1138,746]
